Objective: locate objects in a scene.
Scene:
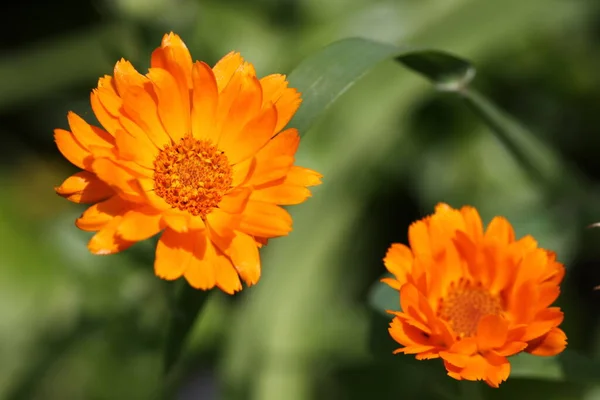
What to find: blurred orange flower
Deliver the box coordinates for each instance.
[55,33,321,294]
[383,203,566,387]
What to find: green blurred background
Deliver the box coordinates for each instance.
[1,0,600,399]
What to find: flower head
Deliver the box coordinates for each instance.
[383,203,566,387]
[54,33,321,294]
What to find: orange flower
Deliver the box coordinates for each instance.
[383,203,566,387]
[54,33,321,294]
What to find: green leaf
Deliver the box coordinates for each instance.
[367,277,399,317]
[163,281,211,375]
[287,37,474,135]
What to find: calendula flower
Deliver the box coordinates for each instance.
[383,203,566,387]
[54,33,321,294]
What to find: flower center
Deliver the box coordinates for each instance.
[437,279,502,338]
[153,137,232,217]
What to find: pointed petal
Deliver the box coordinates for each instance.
[250,182,311,205]
[55,171,114,203]
[191,61,219,142]
[147,67,190,142]
[117,207,165,241]
[184,232,216,290]
[67,111,114,149]
[54,128,92,170]
[238,200,292,237]
[76,195,131,231]
[213,52,250,92]
[113,59,147,95]
[259,74,301,132]
[218,187,251,214]
[88,216,136,255]
[222,230,261,286]
[485,216,515,244]
[285,165,323,187]
[155,228,196,280]
[92,158,145,203]
[152,32,193,88]
[217,76,263,156]
[115,116,159,168]
[120,85,171,149]
[525,327,567,356]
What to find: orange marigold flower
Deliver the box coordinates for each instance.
[383,203,566,387]
[54,32,322,294]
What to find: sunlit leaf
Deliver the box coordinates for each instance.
[287,37,474,135]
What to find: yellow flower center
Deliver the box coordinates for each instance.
[437,279,502,338]
[153,137,233,217]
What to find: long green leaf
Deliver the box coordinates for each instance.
[287,37,474,135]
[163,282,211,375]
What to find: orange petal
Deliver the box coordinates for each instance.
[399,283,434,329]
[54,128,92,170]
[113,59,147,95]
[238,201,292,237]
[91,75,122,134]
[219,188,251,214]
[381,277,402,290]
[55,171,114,203]
[285,165,323,187]
[476,315,508,352]
[206,208,241,240]
[217,76,263,155]
[162,211,190,233]
[460,206,483,241]
[213,247,243,294]
[383,243,414,285]
[525,327,567,356]
[243,155,294,187]
[120,85,171,149]
[155,228,195,280]
[76,195,130,231]
[88,216,136,255]
[92,158,144,203]
[152,32,193,88]
[250,181,311,205]
[495,340,528,356]
[259,74,302,132]
[115,116,159,169]
[117,207,165,241]
[147,67,190,142]
[244,128,300,186]
[485,216,515,244]
[408,220,432,259]
[133,178,173,212]
[220,230,261,286]
[191,61,219,142]
[389,316,436,350]
[67,111,114,150]
[213,52,250,92]
[183,232,217,290]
